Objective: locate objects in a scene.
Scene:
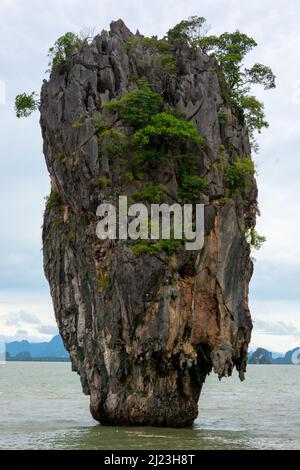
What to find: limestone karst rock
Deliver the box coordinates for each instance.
[41,20,257,426]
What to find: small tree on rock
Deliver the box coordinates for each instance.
[14,92,40,118]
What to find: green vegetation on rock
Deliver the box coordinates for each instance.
[140,37,171,52]
[246,227,266,250]
[15,92,39,118]
[97,274,110,290]
[167,16,276,149]
[45,191,63,210]
[166,16,208,47]
[124,36,177,74]
[103,79,206,204]
[93,176,112,188]
[131,238,181,256]
[178,175,207,203]
[218,107,230,124]
[98,129,127,159]
[176,153,207,202]
[157,54,177,74]
[224,157,255,196]
[131,184,166,203]
[54,153,68,163]
[104,79,163,128]
[132,111,203,148]
[48,32,84,71]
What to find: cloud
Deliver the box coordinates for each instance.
[0,291,54,341]
[250,300,300,351]
[16,329,29,337]
[0,331,48,343]
[37,325,58,335]
[5,309,40,326]
[254,319,300,337]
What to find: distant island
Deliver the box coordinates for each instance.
[5,335,69,362]
[4,335,299,365]
[248,347,300,365]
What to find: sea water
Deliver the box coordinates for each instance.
[0,362,299,450]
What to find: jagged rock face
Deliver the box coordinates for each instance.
[41,20,256,426]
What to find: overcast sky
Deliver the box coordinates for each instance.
[0,0,299,352]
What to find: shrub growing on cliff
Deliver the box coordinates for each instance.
[198,32,275,147]
[48,32,85,71]
[131,238,181,256]
[131,184,166,203]
[246,227,266,250]
[15,92,39,118]
[178,175,207,202]
[239,95,269,144]
[132,111,203,149]
[166,16,209,47]
[109,82,200,146]
[104,79,163,128]
[15,31,87,116]
[45,191,63,210]
[224,157,255,195]
[167,16,276,149]
[218,107,230,124]
[105,78,207,208]
[141,37,171,52]
[105,80,206,201]
[125,36,171,56]
[157,54,178,74]
[98,129,128,159]
[93,176,112,188]
[124,36,177,75]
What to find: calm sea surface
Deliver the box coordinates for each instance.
[0,362,299,450]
